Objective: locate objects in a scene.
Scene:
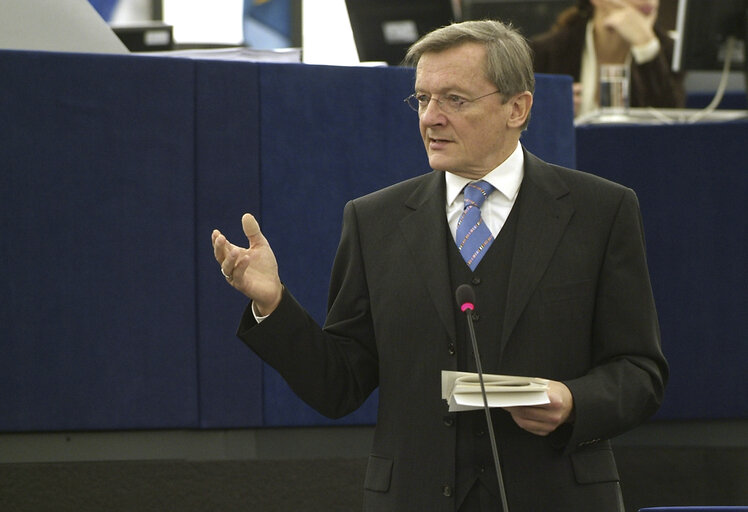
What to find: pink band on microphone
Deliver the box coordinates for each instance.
[460,302,474,312]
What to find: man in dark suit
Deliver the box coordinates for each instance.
[212,20,667,512]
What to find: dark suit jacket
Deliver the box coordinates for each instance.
[238,149,668,511]
[531,16,686,109]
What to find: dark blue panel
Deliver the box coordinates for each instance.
[686,90,747,110]
[258,63,427,327]
[576,121,748,420]
[257,63,426,426]
[0,51,580,432]
[194,60,264,428]
[0,50,198,431]
[523,73,576,168]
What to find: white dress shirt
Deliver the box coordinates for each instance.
[445,142,524,241]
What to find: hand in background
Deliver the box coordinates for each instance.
[572,82,583,116]
[596,0,657,46]
[212,213,283,316]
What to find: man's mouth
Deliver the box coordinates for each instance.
[429,138,451,150]
[429,136,451,145]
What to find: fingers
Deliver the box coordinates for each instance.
[506,411,555,436]
[596,0,633,13]
[600,0,657,43]
[213,213,257,264]
[212,229,235,264]
[213,213,262,255]
[505,404,563,436]
[212,213,282,309]
[221,250,237,282]
[504,381,574,436]
[212,226,242,283]
[218,243,239,283]
[572,82,583,116]
[242,213,262,244]
[212,229,227,263]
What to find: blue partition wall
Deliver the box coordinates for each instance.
[0,51,198,430]
[193,60,264,428]
[255,64,428,426]
[576,121,748,420]
[8,48,741,432]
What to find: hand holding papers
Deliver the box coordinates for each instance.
[442,371,550,412]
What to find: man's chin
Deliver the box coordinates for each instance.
[427,156,453,172]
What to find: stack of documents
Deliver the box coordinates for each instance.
[149,47,302,62]
[442,371,550,412]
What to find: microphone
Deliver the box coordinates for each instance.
[455,284,510,512]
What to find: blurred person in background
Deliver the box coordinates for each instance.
[531,0,685,116]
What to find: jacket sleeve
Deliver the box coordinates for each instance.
[237,200,379,419]
[562,188,669,454]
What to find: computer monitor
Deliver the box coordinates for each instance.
[672,0,747,72]
[462,0,576,39]
[345,0,456,65]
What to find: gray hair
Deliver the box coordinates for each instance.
[403,20,535,113]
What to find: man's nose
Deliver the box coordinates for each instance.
[420,98,446,124]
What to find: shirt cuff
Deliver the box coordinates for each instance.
[631,37,661,64]
[252,301,270,323]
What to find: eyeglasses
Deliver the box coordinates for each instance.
[404,90,502,115]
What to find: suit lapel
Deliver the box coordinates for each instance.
[501,151,574,348]
[399,172,457,341]
[394,154,574,349]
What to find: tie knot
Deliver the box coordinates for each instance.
[463,180,495,210]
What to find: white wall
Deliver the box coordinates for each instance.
[301,0,358,65]
[161,0,244,45]
[156,0,358,64]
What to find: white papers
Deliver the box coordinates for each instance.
[146,47,302,62]
[442,371,550,412]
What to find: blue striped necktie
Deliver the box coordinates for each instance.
[456,180,495,271]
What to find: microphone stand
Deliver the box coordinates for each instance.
[460,287,510,512]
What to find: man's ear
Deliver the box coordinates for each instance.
[507,91,533,129]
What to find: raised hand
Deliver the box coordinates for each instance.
[597,0,657,46]
[212,213,283,316]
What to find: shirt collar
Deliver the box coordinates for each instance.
[444,142,524,207]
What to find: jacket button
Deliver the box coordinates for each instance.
[471,277,481,285]
[443,415,455,427]
[471,312,480,321]
[447,343,456,356]
[442,485,453,497]
[475,428,485,438]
